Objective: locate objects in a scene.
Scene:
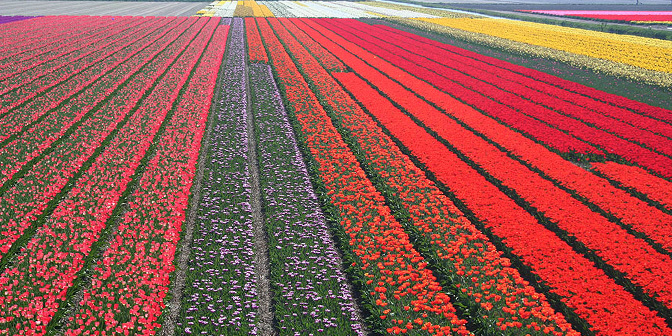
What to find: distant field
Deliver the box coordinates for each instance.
[424,0,672,11]
[0,0,208,16]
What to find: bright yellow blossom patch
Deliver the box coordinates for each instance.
[416,17,672,74]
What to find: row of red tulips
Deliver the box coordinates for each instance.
[245,17,268,63]
[275,17,577,335]
[318,18,672,260]
[313,18,672,303]
[0,17,195,258]
[0,16,94,41]
[283,17,671,335]
[0,17,135,82]
[375,25,672,125]
[347,20,672,156]
[0,17,184,189]
[271,19,346,73]
[0,17,149,98]
[63,19,226,335]
[328,33,596,159]
[593,162,672,211]
[0,17,184,143]
[0,17,214,335]
[330,20,672,178]
[0,16,106,67]
[257,18,472,335]
[365,22,672,142]
[0,18,170,120]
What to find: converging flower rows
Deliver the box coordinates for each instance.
[0,13,671,336]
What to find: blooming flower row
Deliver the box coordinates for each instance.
[298,17,671,335]
[0,16,105,68]
[0,17,210,335]
[245,17,268,63]
[353,20,672,158]
[0,15,65,42]
[278,16,577,335]
[592,162,672,212]
[62,18,226,335]
[0,17,175,187]
[248,61,365,334]
[0,17,180,144]
[0,16,150,100]
[176,18,262,335]
[258,17,471,335]
[0,17,135,86]
[321,19,672,253]
[273,19,345,72]
[0,17,194,259]
[335,20,672,179]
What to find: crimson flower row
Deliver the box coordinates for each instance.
[63,19,225,335]
[327,20,672,178]
[346,20,672,155]
[351,32,599,158]
[378,25,672,125]
[0,18,169,119]
[574,14,672,20]
[0,16,147,98]
[0,17,183,143]
[298,17,670,335]
[279,17,577,335]
[592,162,672,212]
[0,17,211,335]
[0,17,195,258]
[272,19,346,73]
[368,22,672,141]
[0,17,180,189]
[0,16,111,70]
[0,16,93,48]
[258,18,471,335]
[0,17,134,83]
[245,17,268,63]
[317,17,672,297]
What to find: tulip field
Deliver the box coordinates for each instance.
[519,10,672,23]
[0,3,671,336]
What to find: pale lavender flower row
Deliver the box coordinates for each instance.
[0,16,37,25]
[249,62,365,335]
[177,18,260,335]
